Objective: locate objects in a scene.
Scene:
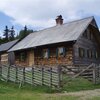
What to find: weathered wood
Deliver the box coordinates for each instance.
[58,66,62,88]
[1,53,8,65]
[0,65,2,79]
[34,45,73,65]
[7,65,10,82]
[15,67,18,82]
[93,65,96,84]
[73,25,100,65]
[0,64,62,88]
[41,67,44,85]
[23,67,25,84]
[50,67,52,87]
[73,63,94,78]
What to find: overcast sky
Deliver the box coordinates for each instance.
[0,0,100,36]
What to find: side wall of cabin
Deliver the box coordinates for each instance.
[0,53,8,64]
[14,42,74,66]
[73,25,100,65]
[14,50,34,67]
[34,43,73,65]
[0,52,16,65]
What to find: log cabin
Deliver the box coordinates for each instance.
[0,39,19,65]
[8,16,100,67]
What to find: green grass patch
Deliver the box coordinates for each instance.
[0,80,80,100]
[61,76,100,92]
[89,96,100,100]
[0,76,100,100]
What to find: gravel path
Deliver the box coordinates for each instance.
[46,89,100,100]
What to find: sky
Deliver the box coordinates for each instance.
[0,0,100,37]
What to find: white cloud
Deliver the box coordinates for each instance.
[0,0,100,29]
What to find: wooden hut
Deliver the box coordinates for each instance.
[0,40,19,65]
[8,16,100,67]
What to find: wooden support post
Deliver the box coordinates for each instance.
[15,67,18,83]
[7,65,10,82]
[32,67,34,85]
[58,65,61,88]
[93,64,96,84]
[23,67,25,84]
[42,67,44,85]
[0,64,2,79]
[99,66,100,83]
[50,67,52,87]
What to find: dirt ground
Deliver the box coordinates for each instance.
[48,89,100,100]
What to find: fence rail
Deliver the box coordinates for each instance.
[0,64,100,88]
[0,64,62,88]
[60,64,100,84]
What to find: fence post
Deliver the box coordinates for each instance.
[32,67,34,85]
[23,67,25,84]
[58,65,62,88]
[15,66,18,83]
[0,64,2,79]
[7,65,10,82]
[93,64,96,84]
[99,65,100,83]
[50,67,52,87]
[42,67,44,85]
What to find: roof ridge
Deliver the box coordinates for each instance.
[8,16,94,52]
[31,16,94,34]
[63,16,94,25]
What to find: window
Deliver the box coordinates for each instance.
[50,48,56,57]
[20,52,26,61]
[83,31,88,38]
[90,33,93,41]
[87,50,92,58]
[79,48,85,58]
[57,47,66,57]
[43,49,49,58]
[95,51,99,59]
[84,28,93,40]
[92,50,94,58]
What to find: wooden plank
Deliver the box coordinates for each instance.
[50,68,52,87]
[23,67,25,84]
[0,65,2,79]
[7,65,10,82]
[73,63,94,78]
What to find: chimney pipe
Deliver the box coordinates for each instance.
[56,15,63,25]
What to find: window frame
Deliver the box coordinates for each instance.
[79,47,85,58]
[42,49,49,59]
[57,47,66,57]
[94,51,99,59]
[20,52,27,62]
[87,49,92,59]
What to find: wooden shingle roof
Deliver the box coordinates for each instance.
[0,39,19,52]
[9,16,95,52]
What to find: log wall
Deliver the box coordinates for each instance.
[15,50,34,67]
[73,25,100,65]
[34,45,73,65]
[0,53,8,64]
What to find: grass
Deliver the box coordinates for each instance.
[89,97,100,100]
[0,79,100,100]
[0,77,100,100]
[1,66,100,100]
[0,80,79,100]
[61,76,100,92]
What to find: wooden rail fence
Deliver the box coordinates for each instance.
[60,63,100,84]
[0,64,62,88]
